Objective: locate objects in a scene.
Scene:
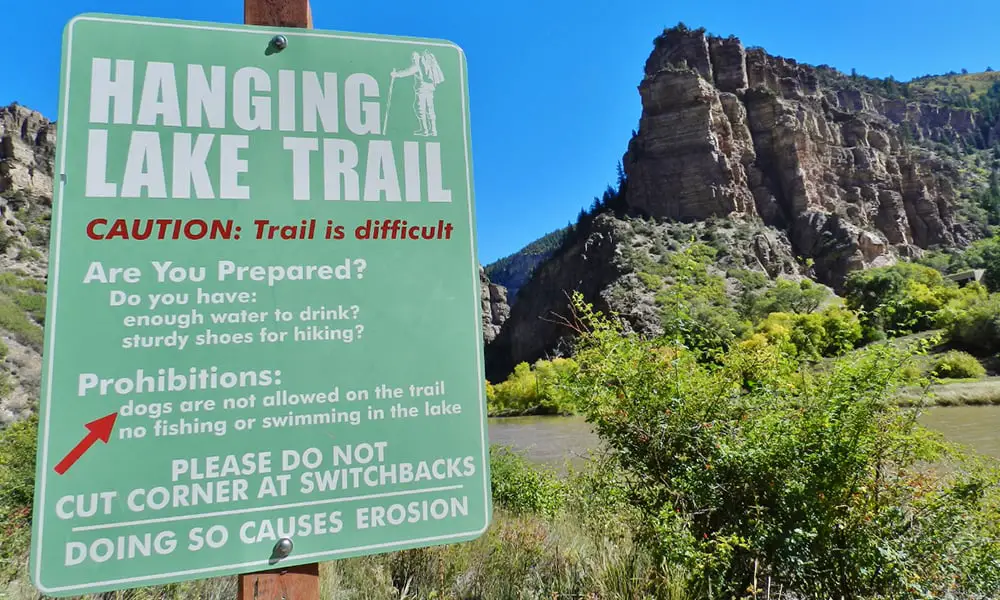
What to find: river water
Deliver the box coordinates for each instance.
[487,406,1000,470]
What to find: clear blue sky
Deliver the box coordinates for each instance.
[5,0,1000,265]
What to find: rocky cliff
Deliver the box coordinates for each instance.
[481,267,510,344]
[623,26,990,289]
[0,104,55,424]
[485,25,1000,380]
[1,104,54,201]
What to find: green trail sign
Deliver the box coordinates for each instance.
[31,12,491,596]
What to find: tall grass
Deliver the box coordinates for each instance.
[3,508,691,600]
[0,433,690,600]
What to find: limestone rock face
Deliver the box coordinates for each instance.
[623,29,981,289]
[625,67,757,222]
[0,104,55,424]
[1,104,55,200]
[480,267,510,345]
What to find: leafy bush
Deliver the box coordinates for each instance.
[946,293,1000,354]
[931,350,987,379]
[0,415,38,582]
[934,281,990,330]
[488,445,565,517]
[920,234,1000,292]
[969,236,1000,292]
[844,262,962,339]
[565,292,1000,600]
[0,274,45,350]
[651,243,750,359]
[740,277,830,321]
[487,358,579,415]
[751,306,862,360]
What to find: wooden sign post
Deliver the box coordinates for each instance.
[240,2,317,597]
[233,0,314,575]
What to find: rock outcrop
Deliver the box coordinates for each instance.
[1,104,55,200]
[0,104,53,279]
[480,267,510,344]
[623,27,984,289]
[485,215,633,381]
[485,27,999,380]
[483,213,803,381]
[0,104,55,424]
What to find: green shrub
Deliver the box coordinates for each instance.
[819,306,865,355]
[953,235,1000,292]
[0,415,38,582]
[844,262,962,339]
[946,293,1000,354]
[751,306,862,361]
[652,244,751,359]
[636,271,662,291]
[488,445,565,517]
[741,277,830,321]
[900,359,925,384]
[0,273,46,294]
[487,358,579,415]
[727,268,769,293]
[0,300,42,351]
[565,292,1000,600]
[931,350,987,379]
[935,282,990,329]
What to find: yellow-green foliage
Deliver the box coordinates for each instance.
[0,273,46,295]
[909,70,1000,101]
[741,277,831,321]
[487,357,579,416]
[945,293,1000,354]
[489,445,565,516]
[930,350,987,380]
[565,291,1000,599]
[845,262,967,339]
[0,273,46,352]
[752,306,863,360]
[649,243,750,357]
[0,415,38,581]
[0,295,43,351]
[935,282,990,329]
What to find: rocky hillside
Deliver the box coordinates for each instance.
[481,267,510,344]
[484,209,805,380]
[0,104,55,424]
[485,24,1000,381]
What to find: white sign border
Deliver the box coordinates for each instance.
[33,12,491,595]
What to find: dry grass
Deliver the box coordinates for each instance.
[1,508,691,600]
[909,70,1000,101]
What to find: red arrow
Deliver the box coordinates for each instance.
[53,413,118,475]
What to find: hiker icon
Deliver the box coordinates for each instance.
[384,50,445,137]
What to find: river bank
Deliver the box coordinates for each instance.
[898,376,1000,406]
[487,403,1000,469]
